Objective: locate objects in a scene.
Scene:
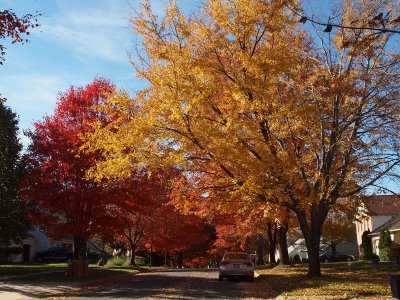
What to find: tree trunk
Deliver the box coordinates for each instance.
[330,243,337,252]
[266,222,277,264]
[129,242,136,265]
[149,242,153,268]
[306,235,322,277]
[277,222,290,265]
[295,207,326,277]
[73,236,84,259]
[177,251,183,268]
[257,234,265,265]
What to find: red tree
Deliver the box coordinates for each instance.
[21,78,115,259]
[0,9,40,65]
[144,203,211,267]
[101,170,167,265]
[104,168,212,267]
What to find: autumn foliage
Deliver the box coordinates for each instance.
[81,0,400,276]
[21,78,115,258]
[21,79,212,263]
[0,9,40,65]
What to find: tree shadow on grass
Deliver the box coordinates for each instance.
[257,263,396,298]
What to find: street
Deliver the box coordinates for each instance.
[0,269,277,299]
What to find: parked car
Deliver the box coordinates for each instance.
[34,247,73,262]
[319,251,355,262]
[219,252,254,281]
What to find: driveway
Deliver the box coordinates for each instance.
[0,268,277,299]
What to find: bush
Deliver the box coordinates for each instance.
[378,230,392,261]
[135,256,145,265]
[379,248,389,261]
[292,254,301,263]
[4,246,23,255]
[361,230,374,260]
[361,253,380,261]
[105,256,131,267]
[388,243,400,263]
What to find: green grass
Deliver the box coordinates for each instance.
[256,261,400,298]
[11,266,139,283]
[0,263,139,283]
[0,263,68,277]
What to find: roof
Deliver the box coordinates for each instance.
[361,195,400,216]
[25,232,36,239]
[370,215,400,235]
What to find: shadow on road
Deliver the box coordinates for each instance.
[69,269,275,299]
[0,269,277,299]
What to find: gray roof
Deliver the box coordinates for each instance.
[25,232,37,239]
[370,215,400,235]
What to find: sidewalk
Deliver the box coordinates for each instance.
[0,281,81,300]
[0,270,139,299]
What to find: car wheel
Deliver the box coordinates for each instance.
[324,259,329,263]
[219,275,223,281]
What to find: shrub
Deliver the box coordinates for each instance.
[361,230,374,260]
[105,256,131,267]
[292,254,301,263]
[4,246,23,254]
[378,230,392,261]
[388,243,400,263]
[135,256,145,265]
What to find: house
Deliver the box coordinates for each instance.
[356,195,400,255]
[287,239,321,262]
[287,237,358,262]
[369,215,400,255]
[7,227,73,262]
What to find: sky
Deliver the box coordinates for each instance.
[1,0,398,193]
[0,0,329,147]
[0,0,194,146]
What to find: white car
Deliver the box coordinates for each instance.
[219,252,254,281]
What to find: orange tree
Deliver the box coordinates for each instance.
[83,0,400,276]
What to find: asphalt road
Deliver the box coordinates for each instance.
[65,268,277,299]
[0,268,277,299]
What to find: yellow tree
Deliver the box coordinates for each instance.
[83,0,400,276]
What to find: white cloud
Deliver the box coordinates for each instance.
[37,0,133,63]
[6,74,65,107]
[2,73,68,147]
[3,73,67,133]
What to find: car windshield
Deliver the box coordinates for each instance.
[224,253,249,260]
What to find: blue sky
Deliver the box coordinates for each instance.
[0,0,194,146]
[1,1,398,192]
[0,0,327,146]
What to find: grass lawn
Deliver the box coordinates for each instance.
[0,262,68,277]
[256,261,400,299]
[0,263,139,283]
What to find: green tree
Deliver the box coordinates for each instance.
[0,102,28,244]
[379,230,392,261]
[361,230,374,260]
